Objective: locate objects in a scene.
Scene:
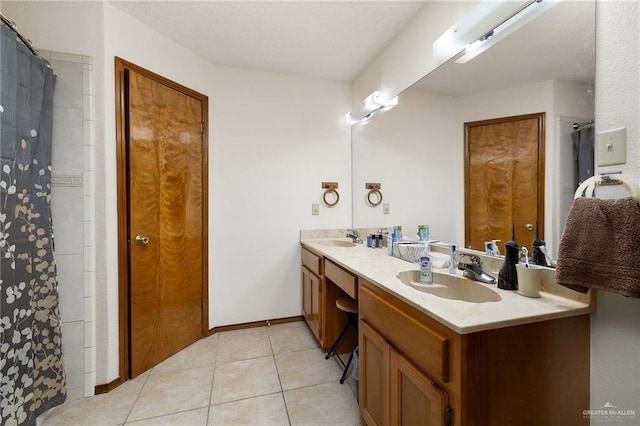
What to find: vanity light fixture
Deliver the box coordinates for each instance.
[346,91,398,126]
[433,0,558,63]
[455,0,560,64]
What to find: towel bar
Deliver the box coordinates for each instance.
[574,173,640,200]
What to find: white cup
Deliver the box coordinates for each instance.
[516,264,543,298]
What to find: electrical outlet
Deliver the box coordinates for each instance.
[383,203,390,214]
[597,127,627,166]
[312,203,320,215]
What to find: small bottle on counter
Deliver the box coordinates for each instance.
[419,245,433,284]
[418,225,430,241]
[449,244,457,274]
[368,234,382,248]
[393,225,403,242]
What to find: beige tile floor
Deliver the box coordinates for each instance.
[37,321,364,426]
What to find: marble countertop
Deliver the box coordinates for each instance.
[300,235,594,334]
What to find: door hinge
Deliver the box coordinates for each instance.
[201,122,205,134]
[445,407,453,426]
[202,297,205,306]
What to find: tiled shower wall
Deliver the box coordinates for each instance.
[42,51,96,400]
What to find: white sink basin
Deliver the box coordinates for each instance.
[396,270,501,303]
[318,239,356,248]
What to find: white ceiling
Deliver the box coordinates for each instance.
[109,0,427,82]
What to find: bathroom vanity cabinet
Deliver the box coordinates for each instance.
[359,278,589,426]
[300,238,591,426]
[301,247,357,351]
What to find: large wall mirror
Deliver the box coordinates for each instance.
[352,0,595,258]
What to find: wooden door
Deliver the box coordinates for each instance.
[359,321,390,426]
[116,58,209,378]
[464,113,545,252]
[390,350,449,426]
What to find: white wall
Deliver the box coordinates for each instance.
[3,1,352,386]
[351,89,460,242]
[592,1,640,423]
[204,65,352,326]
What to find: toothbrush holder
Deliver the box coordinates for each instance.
[515,264,543,298]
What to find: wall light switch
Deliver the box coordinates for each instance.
[383,203,390,214]
[597,127,627,166]
[312,203,319,215]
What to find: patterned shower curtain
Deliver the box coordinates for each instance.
[0,24,66,425]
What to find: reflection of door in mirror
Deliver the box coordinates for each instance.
[464,113,545,252]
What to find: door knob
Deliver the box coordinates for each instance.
[525,223,534,231]
[135,235,150,245]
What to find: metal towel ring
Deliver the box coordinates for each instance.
[323,188,339,206]
[367,189,383,206]
[322,182,340,207]
[365,183,383,207]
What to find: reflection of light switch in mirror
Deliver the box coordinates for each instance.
[597,127,626,166]
[383,203,390,214]
[312,203,319,215]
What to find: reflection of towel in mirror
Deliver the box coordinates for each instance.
[556,197,640,297]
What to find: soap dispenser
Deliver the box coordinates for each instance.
[531,224,547,266]
[498,224,519,290]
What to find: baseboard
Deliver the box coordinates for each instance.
[208,315,304,335]
[94,376,123,395]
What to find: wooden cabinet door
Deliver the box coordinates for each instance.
[302,266,321,341]
[302,267,312,322]
[360,321,390,426]
[464,113,545,251]
[310,271,321,340]
[390,350,449,426]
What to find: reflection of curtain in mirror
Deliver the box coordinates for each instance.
[572,123,595,189]
[1,23,66,425]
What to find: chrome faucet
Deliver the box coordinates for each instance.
[457,253,496,284]
[346,229,363,244]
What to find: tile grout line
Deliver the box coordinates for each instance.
[122,372,151,425]
[266,324,293,425]
[205,337,219,426]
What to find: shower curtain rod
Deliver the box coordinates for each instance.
[1,12,41,58]
[573,120,594,130]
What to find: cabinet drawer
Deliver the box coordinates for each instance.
[360,282,449,383]
[325,259,357,299]
[302,247,323,276]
